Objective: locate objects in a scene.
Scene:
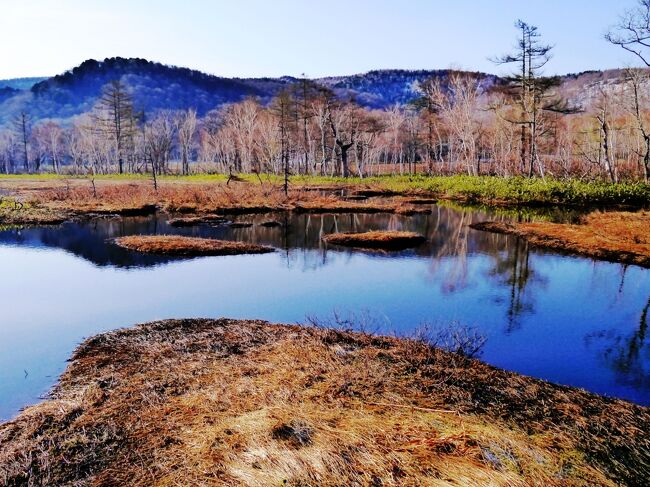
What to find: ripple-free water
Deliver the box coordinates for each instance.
[1,206,648,420]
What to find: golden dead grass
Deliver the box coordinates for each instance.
[323,231,426,250]
[1,319,647,486]
[17,180,431,218]
[167,215,228,227]
[114,235,274,256]
[471,210,650,268]
[293,197,429,215]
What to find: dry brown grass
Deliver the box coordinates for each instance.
[27,181,292,215]
[471,210,650,267]
[0,319,647,486]
[167,215,228,227]
[114,235,274,256]
[24,181,435,219]
[20,180,431,218]
[323,231,427,250]
[293,196,429,215]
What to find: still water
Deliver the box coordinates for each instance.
[0,205,648,420]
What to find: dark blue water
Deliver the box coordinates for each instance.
[0,206,648,420]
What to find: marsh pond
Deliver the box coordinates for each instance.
[1,203,649,420]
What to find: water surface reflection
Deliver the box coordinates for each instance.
[0,205,648,420]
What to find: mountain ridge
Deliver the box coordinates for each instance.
[0,57,644,126]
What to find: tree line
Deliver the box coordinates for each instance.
[2,3,650,183]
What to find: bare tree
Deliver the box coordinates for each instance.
[177,109,197,175]
[327,98,358,178]
[606,0,650,66]
[146,111,177,184]
[427,74,483,176]
[625,69,650,181]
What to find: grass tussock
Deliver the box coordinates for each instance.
[0,197,68,225]
[323,231,426,250]
[114,235,274,256]
[293,196,428,215]
[0,319,647,486]
[472,210,650,267]
[167,215,228,227]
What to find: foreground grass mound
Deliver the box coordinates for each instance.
[114,235,274,256]
[323,231,426,250]
[472,210,650,268]
[0,319,648,486]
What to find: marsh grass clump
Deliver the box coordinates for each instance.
[0,197,67,225]
[114,235,274,256]
[413,322,487,359]
[471,210,650,267]
[167,215,228,227]
[0,318,647,486]
[323,231,426,250]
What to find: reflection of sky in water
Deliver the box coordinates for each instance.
[0,207,648,420]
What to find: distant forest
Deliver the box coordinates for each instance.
[2,1,650,182]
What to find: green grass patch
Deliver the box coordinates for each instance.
[291,174,650,206]
[1,173,648,206]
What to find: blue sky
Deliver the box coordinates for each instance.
[0,0,643,79]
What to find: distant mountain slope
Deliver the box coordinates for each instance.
[317,69,499,108]
[0,57,646,126]
[0,58,501,125]
[0,77,47,90]
[19,58,269,123]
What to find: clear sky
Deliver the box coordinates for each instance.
[0,0,644,80]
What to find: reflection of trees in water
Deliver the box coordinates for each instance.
[486,237,548,333]
[417,205,549,331]
[0,207,553,302]
[585,297,650,390]
[425,207,472,292]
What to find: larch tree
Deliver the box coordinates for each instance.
[271,90,295,194]
[94,80,136,174]
[493,20,568,178]
[13,112,31,173]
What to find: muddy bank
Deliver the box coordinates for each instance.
[0,319,647,486]
[471,210,650,268]
[114,235,274,256]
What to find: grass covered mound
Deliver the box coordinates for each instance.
[293,198,399,214]
[166,215,228,227]
[323,231,426,250]
[114,235,274,256]
[471,210,650,268]
[0,198,67,225]
[0,319,648,486]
